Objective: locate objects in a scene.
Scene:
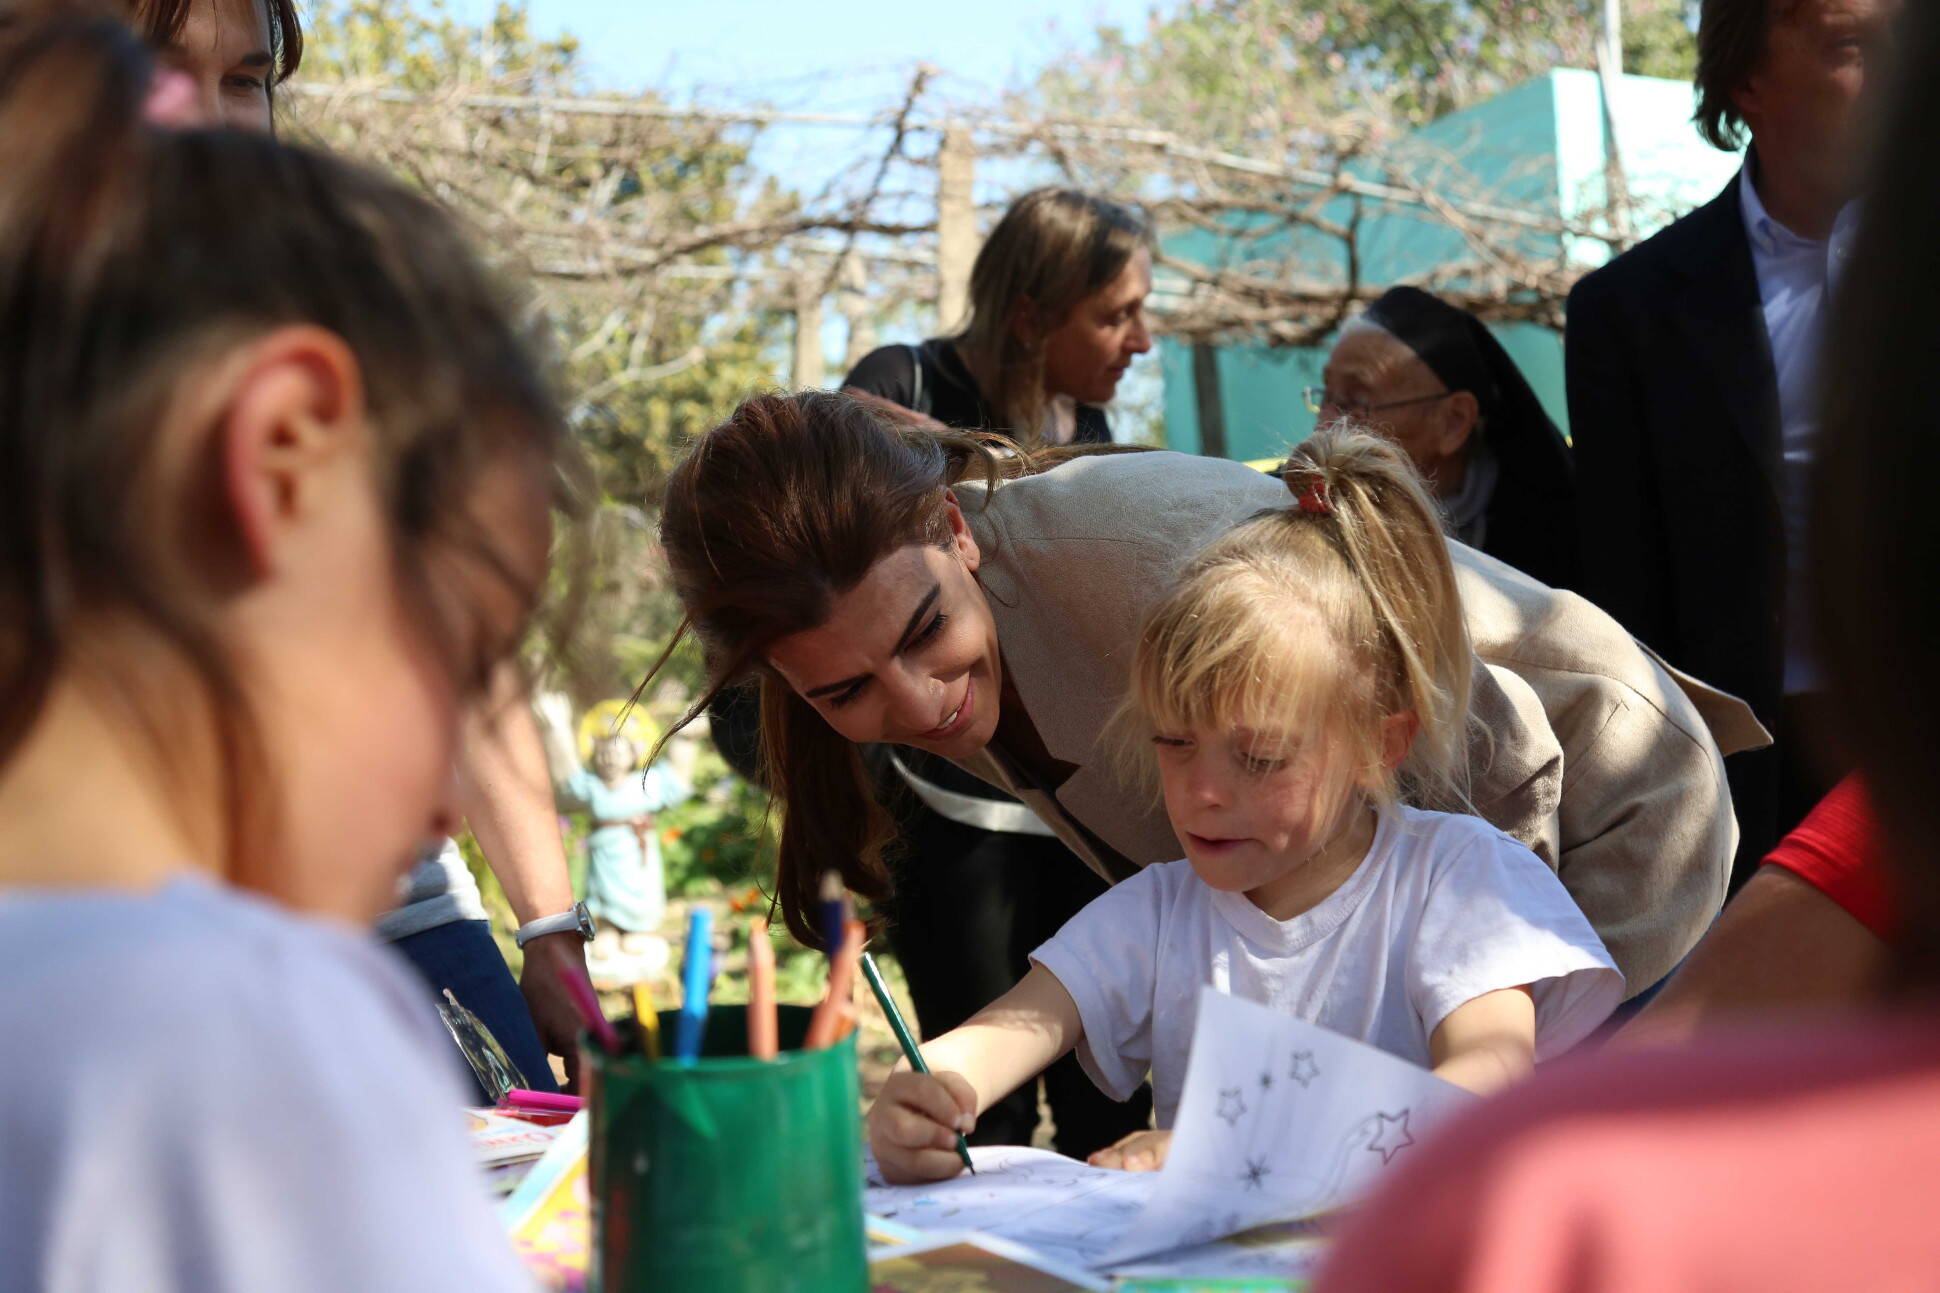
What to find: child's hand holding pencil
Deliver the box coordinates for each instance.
[867,1068,980,1184]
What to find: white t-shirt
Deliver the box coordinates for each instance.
[0,874,533,1292]
[1031,805,1624,1128]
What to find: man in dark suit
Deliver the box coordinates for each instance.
[1567,0,1898,888]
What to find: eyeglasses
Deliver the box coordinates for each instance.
[1303,386,1452,418]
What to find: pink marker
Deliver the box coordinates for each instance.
[556,963,622,1055]
[498,1088,585,1113]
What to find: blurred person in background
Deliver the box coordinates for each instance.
[1568,0,1902,887]
[1322,3,1940,1282]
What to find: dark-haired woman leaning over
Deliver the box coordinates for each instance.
[844,189,1155,1157]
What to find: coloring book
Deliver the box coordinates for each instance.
[866,989,1473,1275]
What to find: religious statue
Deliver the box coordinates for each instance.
[540,697,690,980]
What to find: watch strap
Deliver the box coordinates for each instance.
[514,902,593,948]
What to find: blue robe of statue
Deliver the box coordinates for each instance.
[562,762,689,933]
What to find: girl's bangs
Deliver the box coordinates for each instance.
[1134,584,1372,750]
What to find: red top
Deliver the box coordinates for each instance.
[1759,775,1891,939]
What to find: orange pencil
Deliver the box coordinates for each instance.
[748,919,779,1060]
[804,919,864,1050]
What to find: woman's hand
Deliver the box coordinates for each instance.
[1087,1128,1173,1172]
[868,1069,979,1184]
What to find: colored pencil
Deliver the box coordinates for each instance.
[804,918,863,1050]
[631,981,661,1060]
[674,907,716,1062]
[818,870,846,959]
[860,950,975,1176]
[747,919,779,1060]
[555,963,621,1055]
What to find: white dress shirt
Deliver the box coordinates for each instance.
[1739,161,1859,696]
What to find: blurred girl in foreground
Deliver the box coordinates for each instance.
[0,14,572,1287]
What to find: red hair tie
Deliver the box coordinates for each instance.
[1297,476,1332,516]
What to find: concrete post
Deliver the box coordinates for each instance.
[792,270,825,388]
[935,126,976,333]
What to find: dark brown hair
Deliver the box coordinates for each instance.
[655,392,1014,944]
[655,391,1106,945]
[0,16,575,888]
[1811,0,1940,988]
[956,188,1149,442]
[135,0,302,84]
[1694,0,1783,150]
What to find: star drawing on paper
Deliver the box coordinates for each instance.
[1240,1156,1272,1191]
[1366,1109,1415,1164]
[1216,1087,1248,1127]
[1287,1050,1319,1088]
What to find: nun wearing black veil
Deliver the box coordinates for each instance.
[1313,286,1578,589]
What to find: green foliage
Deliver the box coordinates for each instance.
[301,0,578,90]
[659,756,776,900]
[1621,0,1701,82]
[1040,0,1697,137]
[296,0,793,704]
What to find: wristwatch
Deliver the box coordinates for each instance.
[514,901,595,948]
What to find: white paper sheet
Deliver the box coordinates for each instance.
[864,988,1474,1273]
[865,1145,1160,1271]
[1098,988,1474,1264]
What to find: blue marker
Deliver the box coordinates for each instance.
[674,907,716,1063]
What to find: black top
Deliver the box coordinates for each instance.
[843,338,1113,803]
[1362,286,1578,590]
[1565,169,1787,868]
[844,339,1114,446]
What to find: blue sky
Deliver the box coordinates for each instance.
[452,0,1173,103]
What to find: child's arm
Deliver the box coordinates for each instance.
[868,963,1083,1183]
[1427,986,1536,1096]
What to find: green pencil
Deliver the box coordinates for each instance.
[860,950,976,1176]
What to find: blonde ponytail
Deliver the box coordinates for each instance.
[1281,425,1473,807]
[1120,424,1473,813]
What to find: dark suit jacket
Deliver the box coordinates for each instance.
[1566,170,1788,871]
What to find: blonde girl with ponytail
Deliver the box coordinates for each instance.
[867,429,1623,1184]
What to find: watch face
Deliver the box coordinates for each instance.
[575,902,596,940]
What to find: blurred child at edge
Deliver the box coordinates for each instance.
[0,15,575,1289]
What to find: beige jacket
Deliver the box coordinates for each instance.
[953,451,1768,997]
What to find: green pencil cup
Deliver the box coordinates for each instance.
[587,1004,867,1293]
